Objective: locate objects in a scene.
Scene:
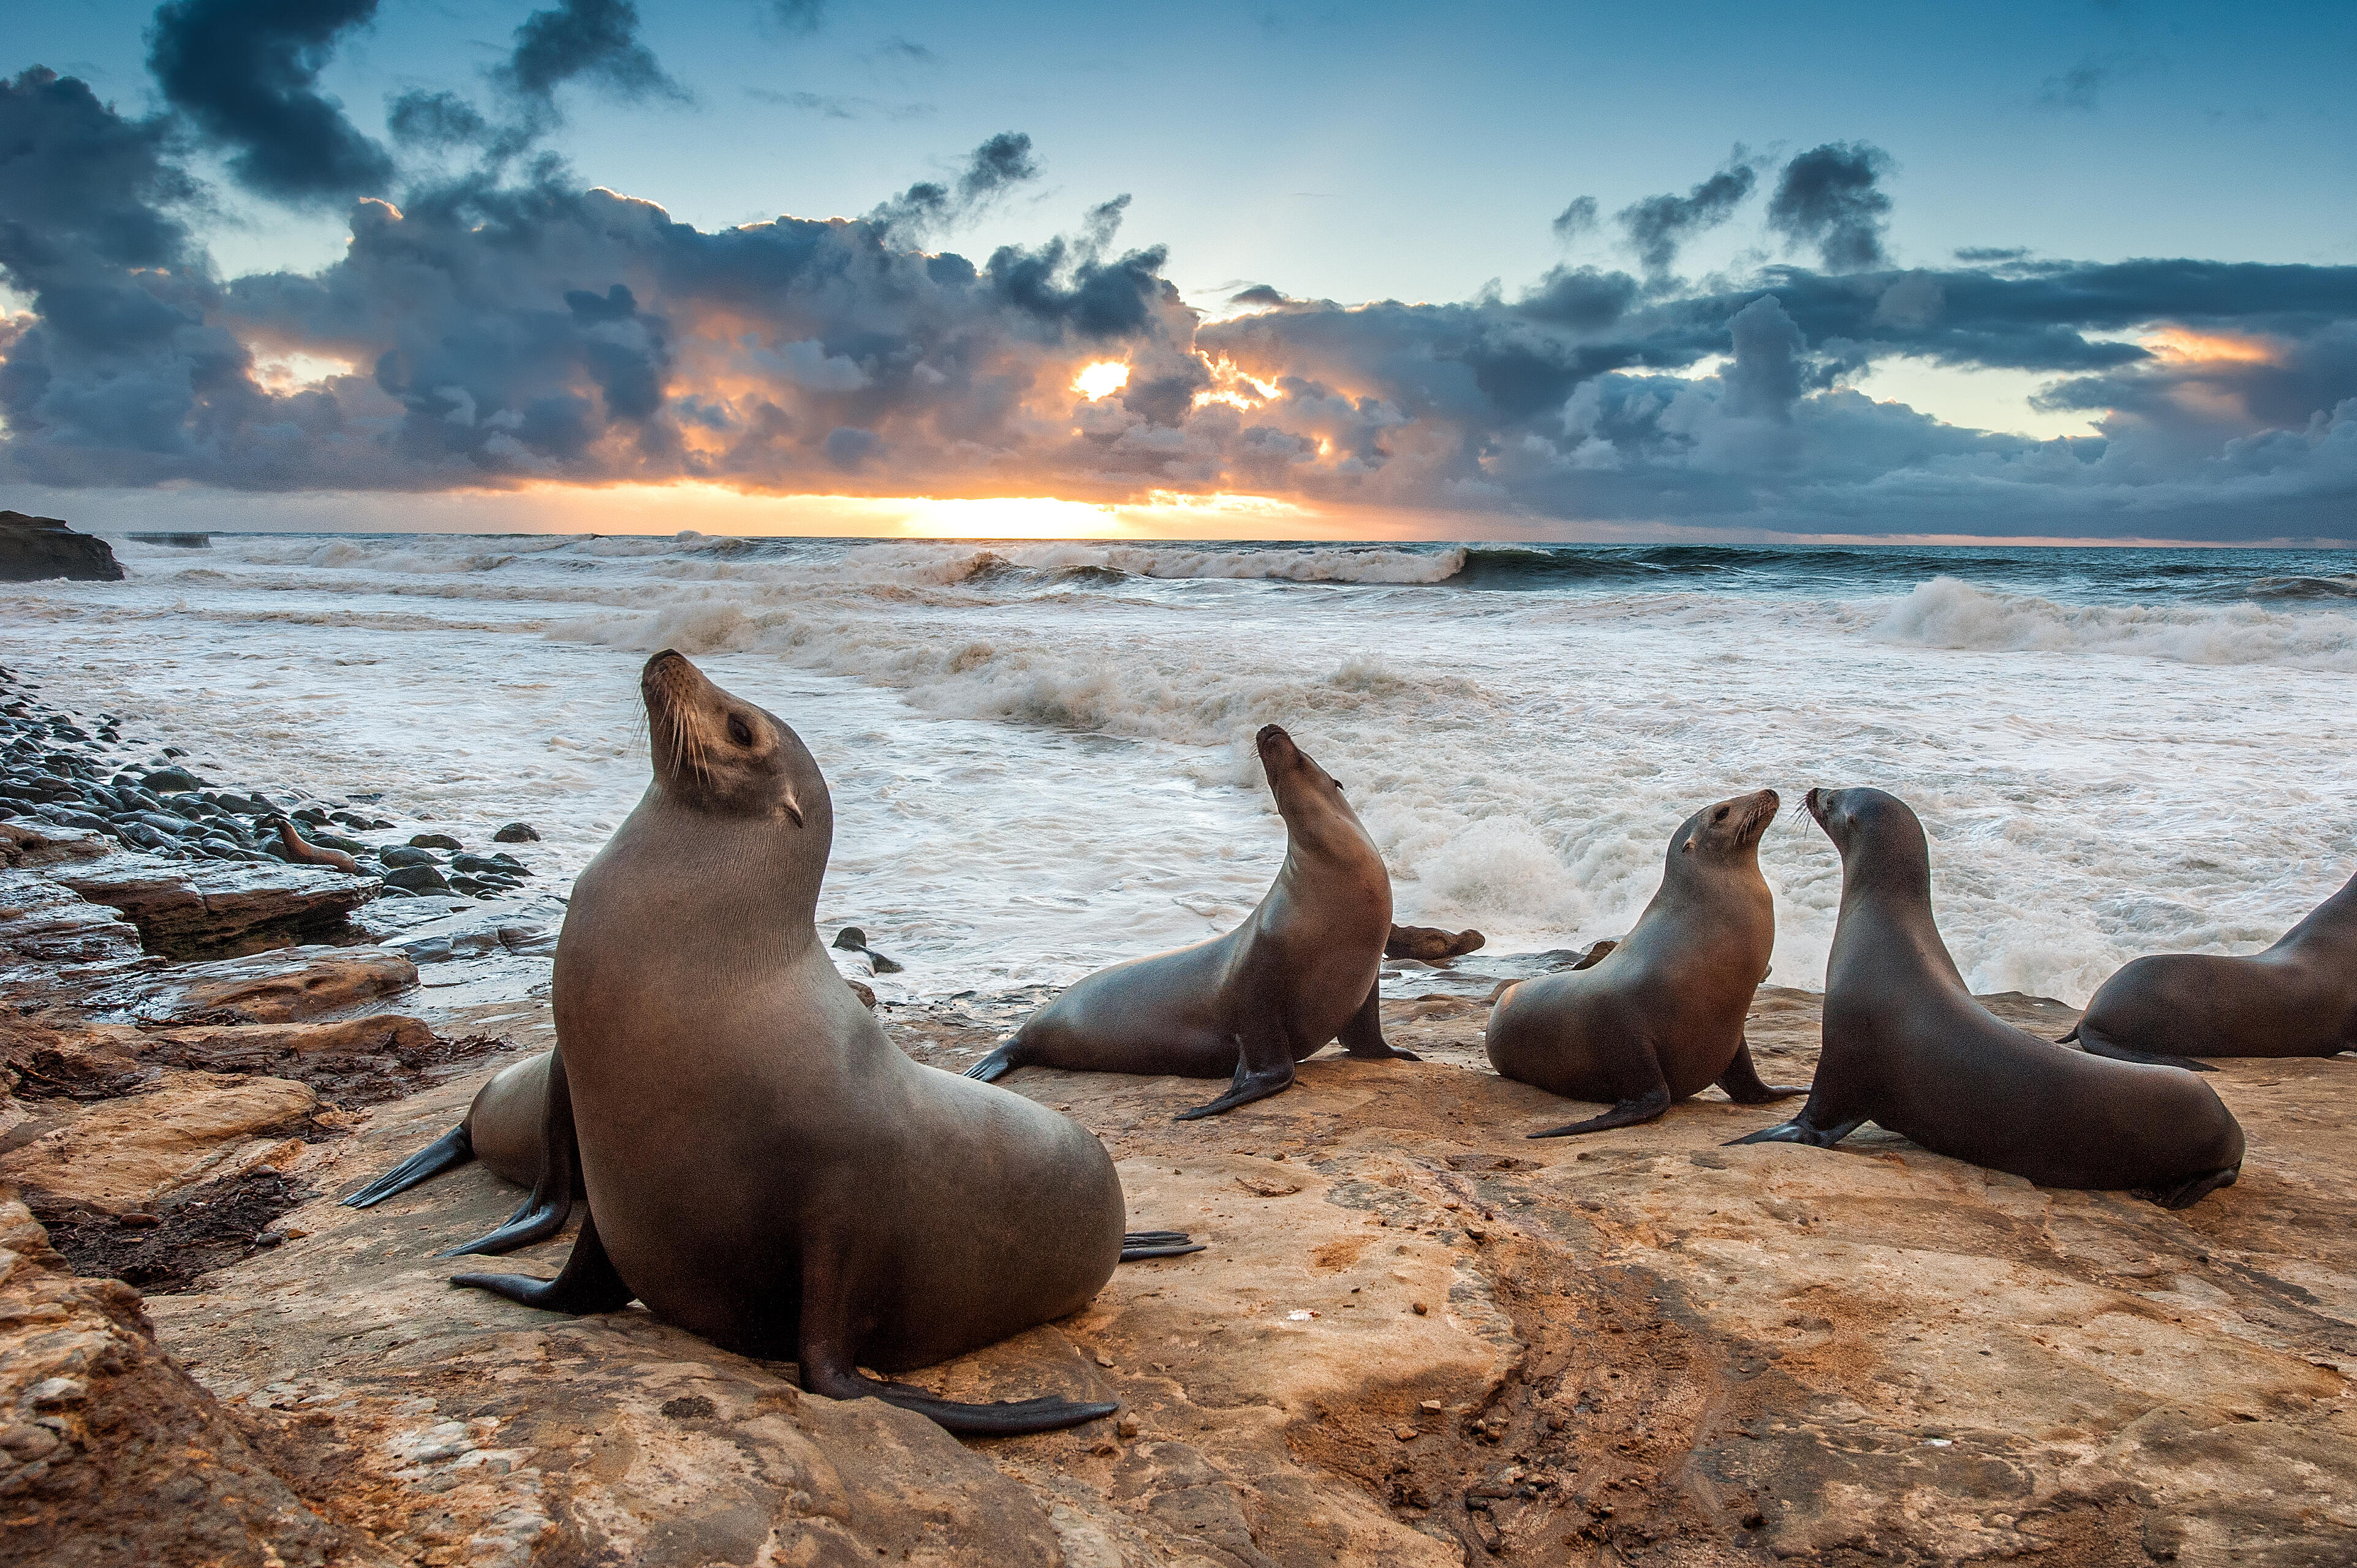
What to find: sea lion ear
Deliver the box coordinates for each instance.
[781,794,805,828]
[1680,835,1694,853]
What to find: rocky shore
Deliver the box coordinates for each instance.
[3,682,2354,1564]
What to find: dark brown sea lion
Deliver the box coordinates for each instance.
[445,650,1172,1433]
[1485,789,1803,1136]
[271,815,361,874]
[2064,867,2357,1069]
[1387,924,1486,961]
[1733,788,2244,1209]
[964,723,1412,1119]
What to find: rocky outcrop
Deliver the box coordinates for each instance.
[1,1072,319,1215]
[49,856,380,960]
[0,1188,376,1564]
[0,511,122,584]
[99,945,419,1025]
[1386,924,1487,961]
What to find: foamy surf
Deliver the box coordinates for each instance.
[7,533,2353,1008]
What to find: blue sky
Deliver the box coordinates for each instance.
[4,0,2355,539]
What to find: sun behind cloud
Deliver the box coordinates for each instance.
[1073,360,1131,400]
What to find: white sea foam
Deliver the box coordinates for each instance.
[12,532,2354,1008]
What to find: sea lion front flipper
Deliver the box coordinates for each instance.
[2064,1025,2216,1074]
[341,1125,475,1208]
[1339,978,1418,1061]
[2133,1165,2241,1210]
[795,1251,1118,1435]
[1725,1113,1867,1149]
[439,1047,582,1258]
[1174,1021,1296,1121]
[451,1207,634,1314]
[1120,1230,1206,1261]
[1714,1040,1809,1104]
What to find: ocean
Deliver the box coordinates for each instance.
[7,533,2355,1009]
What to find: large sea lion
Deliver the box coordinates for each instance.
[1486,789,1804,1136]
[448,650,1168,1433]
[964,723,1412,1119]
[2063,866,2357,1069]
[1733,788,2244,1208]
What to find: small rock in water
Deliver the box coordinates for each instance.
[142,766,205,793]
[833,926,868,951]
[1385,924,1487,962]
[379,845,442,869]
[409,832,463,851]
[382,864,453,894]
[493,821,540,843]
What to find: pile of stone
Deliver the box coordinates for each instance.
[0,664,538,901]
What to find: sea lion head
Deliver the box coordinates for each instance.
[1805,786,1929,883]
[639,650,829,837]
[1673,788,1780,867]
[1255,724,1366,852]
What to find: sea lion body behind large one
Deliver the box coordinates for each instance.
[1736,788,2244,1208]
[1486,789,1803,1135]
[456,651,1128,1433]
[966,723,1410,1118]
[2065,868,2357,1068]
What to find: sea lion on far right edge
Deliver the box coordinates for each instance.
[1734,788,2244,1209]
[2063,866,2357,1070]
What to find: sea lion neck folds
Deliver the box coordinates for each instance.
[1485,788,1802,1136]
[1736,786,2244,1209]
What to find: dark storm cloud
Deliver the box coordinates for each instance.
[1615,154,1757,277]
[1229,285,1293,308]
[385,88,491,149]
[1551,195,1598,244]
[144,0,393,203]
[1768,142,1893,272]
[866,131,1040,241]
[497,0,689,108]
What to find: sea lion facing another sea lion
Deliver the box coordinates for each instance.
[2063,866,2357,1069]
[1485,789,1803,1136]
[451,650,1163,1434]
[1733,788,2244,1209]
[964,723,1412,1120]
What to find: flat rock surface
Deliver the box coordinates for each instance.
[131,987,2357,1566]
[89,944,422,1025]
[1,1071,320,1214]
[51,853,380,960]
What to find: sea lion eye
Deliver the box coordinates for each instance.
[1713,807,1730,822]
[727,715,753,746]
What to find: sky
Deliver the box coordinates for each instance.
[2,0,2354,541]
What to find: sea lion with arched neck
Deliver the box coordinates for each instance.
[964,723,1412,1119]
[450,650,1157,1434]
[1733,788,2244,1209]
[1486,789,1803,1136]
[2064,867,2357,1069]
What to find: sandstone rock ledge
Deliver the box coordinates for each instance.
[37,988,2328,1567]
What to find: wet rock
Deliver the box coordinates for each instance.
[381,865,451,895]
[51,853,380,960]
[0,1189,372,1563]
[101,945,419,1025]
[831,926,904,974]
[0,510,123,583]
[140,766,205,794]
[406,834,462,852]
[1385,924,1487,962]
[491,821,540,843]
[0,1071,316,1214]
[377,846,439,869]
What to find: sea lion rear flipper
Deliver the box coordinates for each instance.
[796,1257,1118,1435]
[963,1038,1024,1082]
[450,1207,634,1314]
[1714,1040,1809,1104]
[1120,1230,1206,1261]
[1726,1113,1866,1149]
[2133,1165,2241,1210]
[1175,1018,1296,1121]
[1339,978,1418,1061]
[341,1125,474,1207]
[1527,1080,1674,1138]
[438,1047,583,1258]
[2066,1027,2216,1074]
